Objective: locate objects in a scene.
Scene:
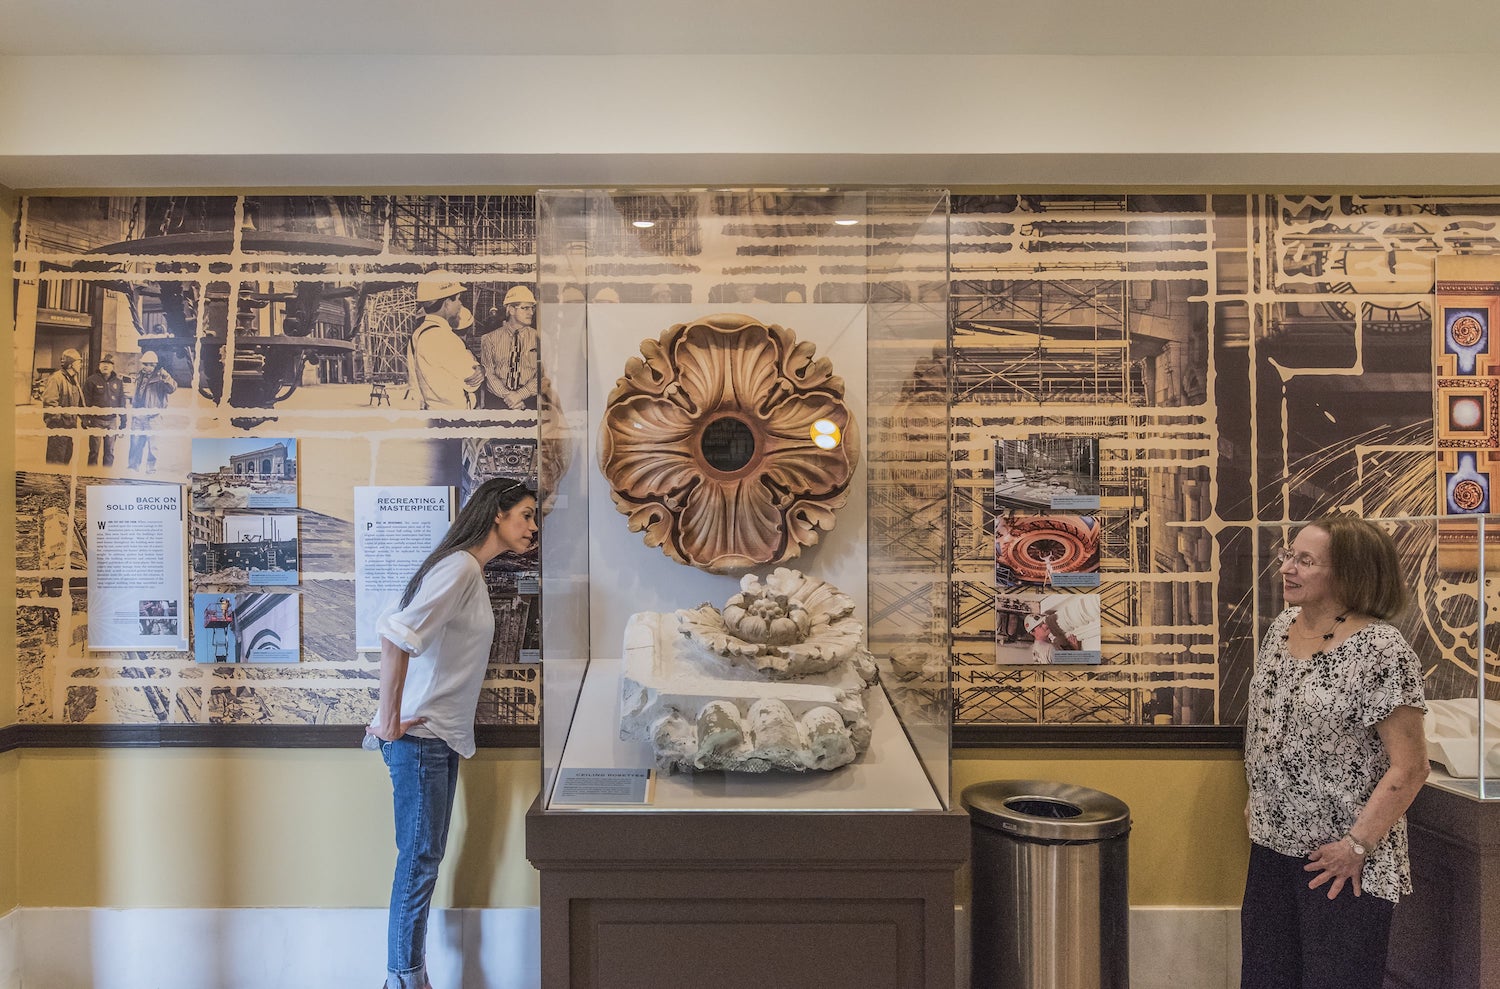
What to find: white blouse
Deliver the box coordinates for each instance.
[374,551,494,758]
[1245,607,1427,903]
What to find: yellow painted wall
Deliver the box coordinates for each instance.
[16,748,541,909]
[1,751,17,914]
[12,745,1247,909]
[954,749,1250,907]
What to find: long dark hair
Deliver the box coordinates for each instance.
[399,478,535,608]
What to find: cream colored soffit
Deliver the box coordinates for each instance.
[4,0,1500,57]
[3,54,1500,189]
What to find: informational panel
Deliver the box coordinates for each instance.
[354,486,453,650]
[85,483,188,651]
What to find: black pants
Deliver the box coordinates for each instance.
[88,432,116,466]
[1241,842,1395,989]
[45,434,73,465]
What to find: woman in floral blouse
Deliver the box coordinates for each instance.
[1242,514,1429,989]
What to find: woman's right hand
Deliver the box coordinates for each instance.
[366,716,427,743]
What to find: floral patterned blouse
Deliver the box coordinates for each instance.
[1245,607,1427,903]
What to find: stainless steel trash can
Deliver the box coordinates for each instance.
[962,779,1131,989]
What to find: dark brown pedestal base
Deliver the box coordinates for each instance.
[526,797,969,989]
[1386,783,1500,989]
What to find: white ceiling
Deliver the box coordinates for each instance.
[2,0,1497,57]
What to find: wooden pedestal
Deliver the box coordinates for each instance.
[526,798,969,989]
[1387,782,1500,989]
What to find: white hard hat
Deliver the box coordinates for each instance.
[1023,614,1045,633]
[456,305,475,331]
[416,274,465,303]
[504,285,537,306]
[61,348,82,364]
[140,351,161,365]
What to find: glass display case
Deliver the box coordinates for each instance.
[535,188,952,812]
[1252,514,1497,799]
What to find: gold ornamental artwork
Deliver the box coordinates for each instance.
[599,313,859,574]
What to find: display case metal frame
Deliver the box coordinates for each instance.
[533,187,954,813]
[528,188,964,989]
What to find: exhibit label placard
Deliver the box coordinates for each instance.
[354,486,453,650]
[86,483,189,651]
[552,768,655,805]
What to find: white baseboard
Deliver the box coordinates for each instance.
[1129,906,1241,989]
[0,910,18,989]
[8,904,1236,989]
[12,907,539,989]
[957,904,1239,989]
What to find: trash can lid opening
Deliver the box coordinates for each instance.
[961,779,1132,840]
[1004,797,1083,820]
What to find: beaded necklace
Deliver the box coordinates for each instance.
[1282,610,1348,659]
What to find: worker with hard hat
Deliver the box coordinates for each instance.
[128,350,177,474]
[1024,596,1095,664]
[407,275,483,411]
[41,348,85,465]
[83,352,127,468]
[478,284,539,410]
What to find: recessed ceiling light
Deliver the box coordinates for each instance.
[833,218,859,226]
[633,220,655,228]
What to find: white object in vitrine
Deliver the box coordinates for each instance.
[618,570,879,774]
[1424,697,1500,779]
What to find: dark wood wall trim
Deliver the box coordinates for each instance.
[0,723,540,750]
[1,722,1238,751]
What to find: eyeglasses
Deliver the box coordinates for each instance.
[1273,547,1327,569]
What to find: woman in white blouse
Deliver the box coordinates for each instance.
[366,477,537,989]
[1242,514,1428,989]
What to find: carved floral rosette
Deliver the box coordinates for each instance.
[675,567,875,681]
[598,313,859,574]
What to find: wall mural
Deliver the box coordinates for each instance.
[947,193,1497,728]
[11,191,1500,730]
[12,195,541,726]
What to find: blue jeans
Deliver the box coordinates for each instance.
[382,735,459,989]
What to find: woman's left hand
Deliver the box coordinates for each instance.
[1304,840,1363,899]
